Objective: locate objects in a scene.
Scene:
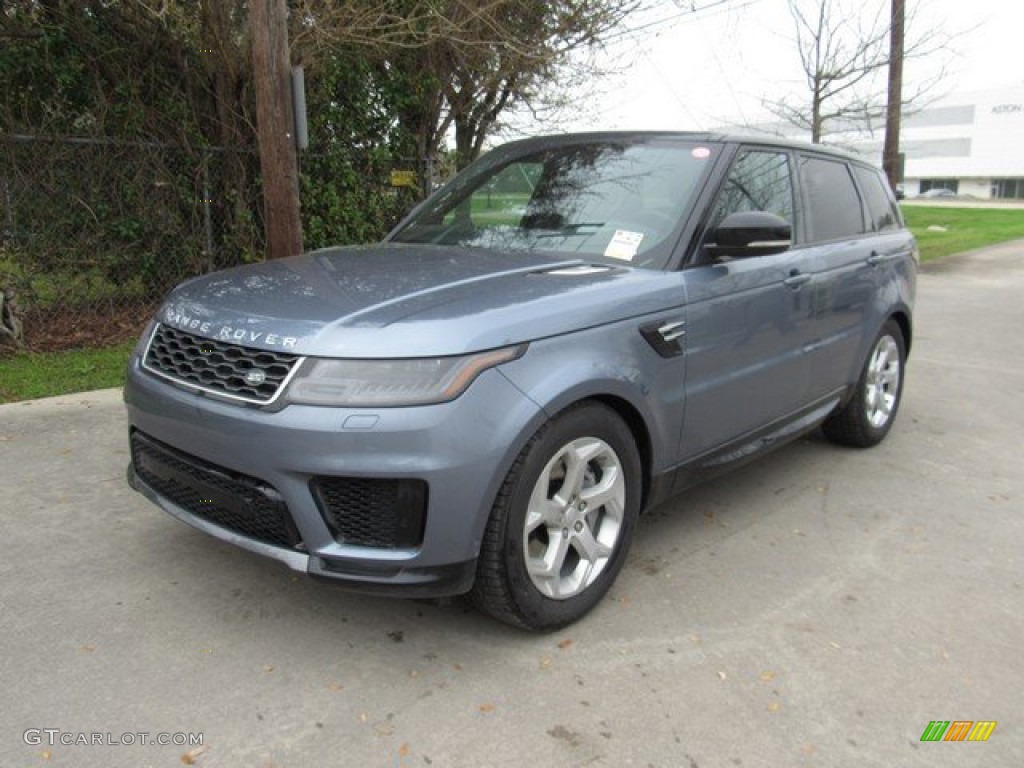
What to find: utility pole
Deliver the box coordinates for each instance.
[882,0,904,192]
[251,0,303,259]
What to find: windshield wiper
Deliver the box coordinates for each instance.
[533,222,604,238]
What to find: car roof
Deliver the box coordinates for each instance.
[496,130,864,164]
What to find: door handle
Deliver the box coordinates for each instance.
[866,251,885,267]
[784,272,811,289]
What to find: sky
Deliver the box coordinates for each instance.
[543,0,1024,134]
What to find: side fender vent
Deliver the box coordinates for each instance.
[640,319,686,358]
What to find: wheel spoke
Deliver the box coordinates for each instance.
[525,461,564,533]
[553,447,584,506]
[573,522,613,564]
[579,465,623,514]
[527,530,572,598]
[524,497,562,534]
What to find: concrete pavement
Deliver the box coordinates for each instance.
[1,242,1022,767]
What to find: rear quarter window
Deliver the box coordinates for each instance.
[853,165,902,232]
[799,156,867,242]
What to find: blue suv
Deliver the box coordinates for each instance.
[125,133,916,630]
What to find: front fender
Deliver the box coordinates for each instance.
[497,319,686,477]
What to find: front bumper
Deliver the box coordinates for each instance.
[123,355,544,597]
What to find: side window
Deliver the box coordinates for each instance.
[799,156,867,242]
[712,150,794,229]
[853,166,901,232]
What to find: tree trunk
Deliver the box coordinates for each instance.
[811,79,823,143]
[250,0,303,259]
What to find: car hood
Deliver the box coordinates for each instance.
[156,244,683,357]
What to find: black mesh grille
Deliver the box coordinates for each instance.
[143,323,299,404]
[131,431,302,550]
[311,477,428,550]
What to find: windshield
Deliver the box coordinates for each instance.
[390,139,719,269]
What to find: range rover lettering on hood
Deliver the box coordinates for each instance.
[163,307,298,349]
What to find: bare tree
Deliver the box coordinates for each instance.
[765,0,948,143]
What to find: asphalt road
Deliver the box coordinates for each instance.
[1,242,1022,768]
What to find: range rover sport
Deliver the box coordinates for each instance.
[124,133,916,630]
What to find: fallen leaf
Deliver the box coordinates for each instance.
[409,670,420,678]
[359,712,368,723]
[40,751,51,760]
[829,641,841,649]
[767,701,782,713]
[181,745,208,765]
[0,435,14,441]
[759,671,776,683]
[453,663,463,671]
[557,638,574,650]
[373,722,395,736]
[539,656,553,669]
[80,644,96,653]
[263,665,274,673]
[399,743,410,757]
[717,670,727,681]
[326,681,344,692]
[478,703,495,713]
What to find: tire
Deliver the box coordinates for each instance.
[470,402,642,631]
[823,319,906,448]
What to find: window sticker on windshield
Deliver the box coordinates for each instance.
[604,230,644,261]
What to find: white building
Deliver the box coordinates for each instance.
[887,84,1024,198]
[732,84,1024,199]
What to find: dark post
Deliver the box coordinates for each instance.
[251,0,303,259]
[883,0,905,191]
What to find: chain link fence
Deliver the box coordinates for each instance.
[0,134,421,353]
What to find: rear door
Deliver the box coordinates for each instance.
[793,154,873,400]
[795,155,913,399]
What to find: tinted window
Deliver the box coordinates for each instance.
[853,166,900,231]
[799,156,866,242]
[712,150,794,228]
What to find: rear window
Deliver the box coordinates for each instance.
[799,156,867,242]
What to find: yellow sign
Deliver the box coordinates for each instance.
[389,170,416,189]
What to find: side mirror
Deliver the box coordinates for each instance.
[708,211,792,258]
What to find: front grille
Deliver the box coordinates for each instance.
[143,323,300,404]
[311,477,428,550]
[131,430,302,550]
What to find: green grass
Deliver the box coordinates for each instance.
[902,205,1024,261]
[0,343,134,404]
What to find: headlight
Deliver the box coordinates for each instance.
[285,345,525,407]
